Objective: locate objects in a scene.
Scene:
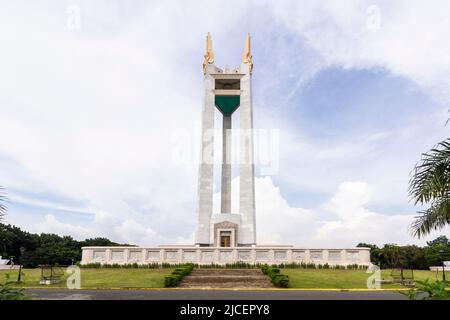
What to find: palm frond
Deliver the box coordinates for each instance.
[409,139,450,205]
[410,197,450,238]
[0,187,7,220]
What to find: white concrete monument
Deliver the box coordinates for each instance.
[196,32,256,247]
[81,34,371,266]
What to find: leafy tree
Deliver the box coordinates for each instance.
[379,244,403,268]
[0,223,122,267]
[409,139,450,238]
[424,236,450,267]
[400,245,427,269]
[80,237,122,247]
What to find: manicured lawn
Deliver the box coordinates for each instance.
[0,268,173,289]
[283,269,446,289]
[1,268,445,290]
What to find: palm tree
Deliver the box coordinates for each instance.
[409,139,450,238]
[0,187,6,222]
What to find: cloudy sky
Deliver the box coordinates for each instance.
[1,0,450,247]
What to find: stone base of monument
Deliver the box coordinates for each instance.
[178,268,273,288]
[81,246,371,266]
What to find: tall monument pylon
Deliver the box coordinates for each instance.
[80,33,372,267]
[196,33,256,247]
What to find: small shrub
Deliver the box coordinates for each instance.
[164,264,194,287]
[261,265,289,288]
[0,275,26,300]
[402,280,450,300]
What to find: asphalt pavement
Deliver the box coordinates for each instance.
[25,288,407,300]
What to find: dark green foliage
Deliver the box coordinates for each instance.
[0,275,26,300]
[0,283,26,300]
[424,236,450,267]
[164,264,194,287]
[402,279,450,300]
[261,264,289,288]
[409,139,450,238]
[357,240,450,270]
[0,223,123,267]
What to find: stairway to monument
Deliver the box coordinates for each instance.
[178,268,273,288]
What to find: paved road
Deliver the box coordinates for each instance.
[25,288,407,300]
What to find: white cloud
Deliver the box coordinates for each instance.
[36,214,94,240]
[269,0,450,103]
[25,176,450,248]
[315,181,450,246]
[1,1,449,248]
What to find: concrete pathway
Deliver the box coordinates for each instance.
[25,288,407,300]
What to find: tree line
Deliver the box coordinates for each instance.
[0,223,126,267]
[357,236,450,269]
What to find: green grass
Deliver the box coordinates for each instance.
[283,269,447,289]
[0,268,173,289]
[1,268,446,290]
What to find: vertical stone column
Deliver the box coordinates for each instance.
[124,248,129,264]
[196,248,201,264]
[341,249,346,265]
[141,248,146,263]
[269,249,275,264]
[81,248,93,264]
[178,249,183,264]
[305,250,311,263]
[160,249,165,264]
[287,249,293,263]
[196,74,215,245]
[221,115,232,213]
[239,63,256,245]
[106,249,112,264]
[323,250,329,264]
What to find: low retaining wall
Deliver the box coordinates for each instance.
[81,246,371,266]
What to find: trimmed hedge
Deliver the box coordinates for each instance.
[80,262,368,270]
[261,265,289,288]
[164,264,194,287]
[80,262,192,269]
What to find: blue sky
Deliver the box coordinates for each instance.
[1,0,450,246]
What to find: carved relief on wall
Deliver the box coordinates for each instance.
[292,250,305,261]
[147,251,160,261]
[256,251,269,261]
[328,251,342,261]
[238,250,251,261]
[347,251,359,262]
[183,251,196,262]
[201,251,214,262]
[93,251,105,262]
[128,251,142,262]
[274,251,287,261]
[111,251,124,262]
[310,250,323,261]
[219,250,233,261]
[166,251,179,260]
